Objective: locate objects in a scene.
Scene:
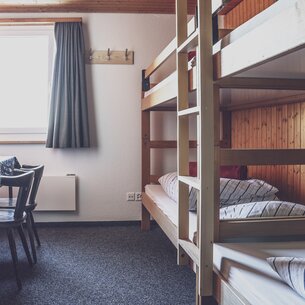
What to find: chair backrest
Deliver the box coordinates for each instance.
[21,165,44,205]
[0,170,34,220]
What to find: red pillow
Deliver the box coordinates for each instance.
[188,51,196,61]
[220,165,247,180]
[189,162,247,180]
[189,161,197,177]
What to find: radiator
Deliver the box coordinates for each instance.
[35,175,76,211]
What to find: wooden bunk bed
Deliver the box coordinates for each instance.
[141,0,305,304]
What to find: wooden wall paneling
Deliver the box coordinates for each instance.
[266,107,273,183]
[249,0,254,21]
[301,103,305,201]
[281,104,288,200]
[242,110,246,148]
[261,107,267,181]
[238,109,243,148]
[294,103,301,202]
[231,111,237,148]
[254,108,259,178]
[253,108,259,176]
[240,0,246,24]
[257,108,262,179]
[263,0,268,10]
[231,101,305,203]
[235,1,240,27]
[287,104,295,200]
[270,107,277,188]
[234,110,239,147]
[223,0,276,29]
[247,109,253,177]
[221,111,232,148]
[227,0,305,204]
[275,106,282,194]
[244,110,250,148]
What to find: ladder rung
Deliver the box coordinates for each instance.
[178,176,200,190]
[177,30,198,53]
[179,239,199,266]
[178,106,200,117]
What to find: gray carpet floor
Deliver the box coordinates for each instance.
[0,224,196,305]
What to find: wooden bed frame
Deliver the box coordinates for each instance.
[142,192,251,305]
[141,0,305,304]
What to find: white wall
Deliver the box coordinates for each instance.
[0,12,176,222]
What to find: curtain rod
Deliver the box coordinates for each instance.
[0,17,82,25]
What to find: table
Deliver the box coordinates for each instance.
[0,156,17,176]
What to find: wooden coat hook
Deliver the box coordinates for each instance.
[87,48,134,65]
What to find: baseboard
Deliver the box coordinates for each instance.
[35,220,142,228]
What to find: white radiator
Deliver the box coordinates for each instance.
[35,175,76,211]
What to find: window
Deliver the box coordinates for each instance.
[0,25,54,142]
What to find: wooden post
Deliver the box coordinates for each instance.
[141,110,151,231]
[197,0,215,300]
[214,85,220,243]
[176,0,190,266]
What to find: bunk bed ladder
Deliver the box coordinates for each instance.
[176,1,219,304]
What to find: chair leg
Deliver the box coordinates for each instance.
[26,215,37,264]
[29,212,41,247]
[7,228,22,290]
[17,225,33,267]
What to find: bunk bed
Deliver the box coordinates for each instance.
[141,0,305,304]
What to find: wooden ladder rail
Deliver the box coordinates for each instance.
[141,110,151,231]
[176,0,219,304]
[141,106,197,232]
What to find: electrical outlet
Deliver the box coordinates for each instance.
[126,192,135,201]
[135,192,142,201]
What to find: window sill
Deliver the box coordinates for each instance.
[0,132,46,144]
[0,140,46,144]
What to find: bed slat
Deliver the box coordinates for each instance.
[149,140,197,149]
[179,239,199,267]
[220,148,305,165]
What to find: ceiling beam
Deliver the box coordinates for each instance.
[0,0,243,14]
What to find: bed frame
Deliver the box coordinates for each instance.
[141,0,305,304]
[142,192,250,305]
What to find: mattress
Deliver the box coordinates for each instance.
[143,60,194,98]
[145,184,197,241]
[144,71,176,98]
[214,242,305,305]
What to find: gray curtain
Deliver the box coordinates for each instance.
[46,22,90,148]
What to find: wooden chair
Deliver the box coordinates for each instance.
[0,165,44,264]
[0,170,34,289]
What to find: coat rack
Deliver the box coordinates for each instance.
[87,48,134,65]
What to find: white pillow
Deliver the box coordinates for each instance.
[220,178,279,204]
[220,201,305,219]
[158,172,279,210]
[158,172,178,202]
[267,257,305,299]
[158,172,198,211]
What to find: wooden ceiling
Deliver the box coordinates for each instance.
[0,0,197,14]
